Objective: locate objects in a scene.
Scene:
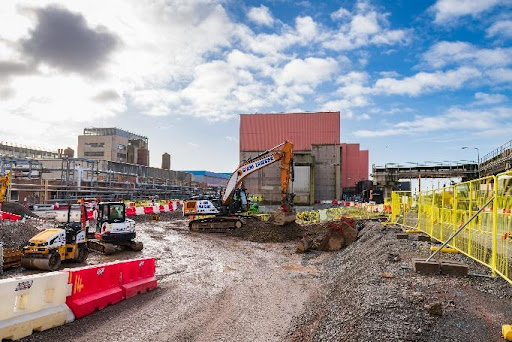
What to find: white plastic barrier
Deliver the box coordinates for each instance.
[162,205,170,213]
[319,209,328,222]
[135,207,145,216]
[55,210,80,223]
[0,272,73,340]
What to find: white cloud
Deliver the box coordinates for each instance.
[276,57,338,86]
[423,41,512,68]
[473,92,507,105]
[247,5,274,27]
[374,67,481,96]
[323,2,411,51]
[354,105,512,137]
[331,7,351,20]
[237,16,318,55]
[487,68,512,82]
[431,0,502,24]
[487,20,512,38]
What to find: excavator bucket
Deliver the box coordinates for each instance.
[272,208,296,226]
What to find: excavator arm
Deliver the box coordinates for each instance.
[222,140,294,205]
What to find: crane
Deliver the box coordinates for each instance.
[183,140,296,231]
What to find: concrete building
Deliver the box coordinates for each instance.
[239,112,369,205]
[77,128,149,166]
[0,142,59,159]
[184,171,231,187]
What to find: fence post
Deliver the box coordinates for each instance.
[491,176,498,278]
[429,191,433,236]
[417,192,421,231]
[468,182,473,256]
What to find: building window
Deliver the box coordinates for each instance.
[84,152,105,157]
[84,142,105,148]
[117,144,126,150]
[117,153,127,159]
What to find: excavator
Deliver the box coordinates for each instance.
[183,140,296,231]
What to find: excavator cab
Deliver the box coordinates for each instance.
[230,188,250,213]
[97,202,126,228]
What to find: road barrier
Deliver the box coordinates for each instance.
[0,272,73,340]
[65,262,124,319]
[119,258,157,298]
[391,171,512,285]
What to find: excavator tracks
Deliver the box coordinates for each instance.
[189,216,245,233]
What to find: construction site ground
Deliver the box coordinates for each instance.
[1,215,511,342]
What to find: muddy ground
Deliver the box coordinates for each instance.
[1,216,509,342]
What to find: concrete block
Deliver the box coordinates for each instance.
[396,233,409,240]
[440,261,468,277]
[416,235,431,242]
[412,258,440,275]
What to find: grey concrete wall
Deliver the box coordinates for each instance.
[311,144,340,201]
[240,151,314,204]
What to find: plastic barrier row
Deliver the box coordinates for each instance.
[0,211,22,222]
[0,258,157,340]
[295,204,387,225]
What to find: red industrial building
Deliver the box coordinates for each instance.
[239,112,368,204]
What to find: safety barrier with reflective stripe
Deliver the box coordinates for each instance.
[65,258,158,319]
[0,258,158,340]
[0,272,73,340]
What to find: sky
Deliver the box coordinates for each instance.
[0,0,511,173]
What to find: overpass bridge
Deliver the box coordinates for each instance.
[372,161,479,197]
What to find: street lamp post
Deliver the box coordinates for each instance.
[462,146,480,178]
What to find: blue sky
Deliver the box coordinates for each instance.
[0,0,510,172]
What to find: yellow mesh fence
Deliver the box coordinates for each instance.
[394,174,512,285]
[496,171,512,283]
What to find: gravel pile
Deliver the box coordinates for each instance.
[228,220,305,243]
[288,221,512,342]
[0,221,41,248]
[1,202,38,218]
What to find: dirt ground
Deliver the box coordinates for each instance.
[2,216,509,342]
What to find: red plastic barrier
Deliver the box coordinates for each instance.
[125,207,136,216]
[65,262,124,319]
[118,258,158,298]
[159,205,165,213]
[168,202,174,211]
[143,206,154,215]
[1,211,21,221]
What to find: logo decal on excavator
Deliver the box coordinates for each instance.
[74,275,84,294]
[242,155,274,174]
[97,267,105,276]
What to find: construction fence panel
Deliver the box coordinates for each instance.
[390,191,415,227]
[496,171,512,284]
[410,174,511,285]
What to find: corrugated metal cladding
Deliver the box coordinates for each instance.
[240,112,340,151]
[340,143,369,188]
